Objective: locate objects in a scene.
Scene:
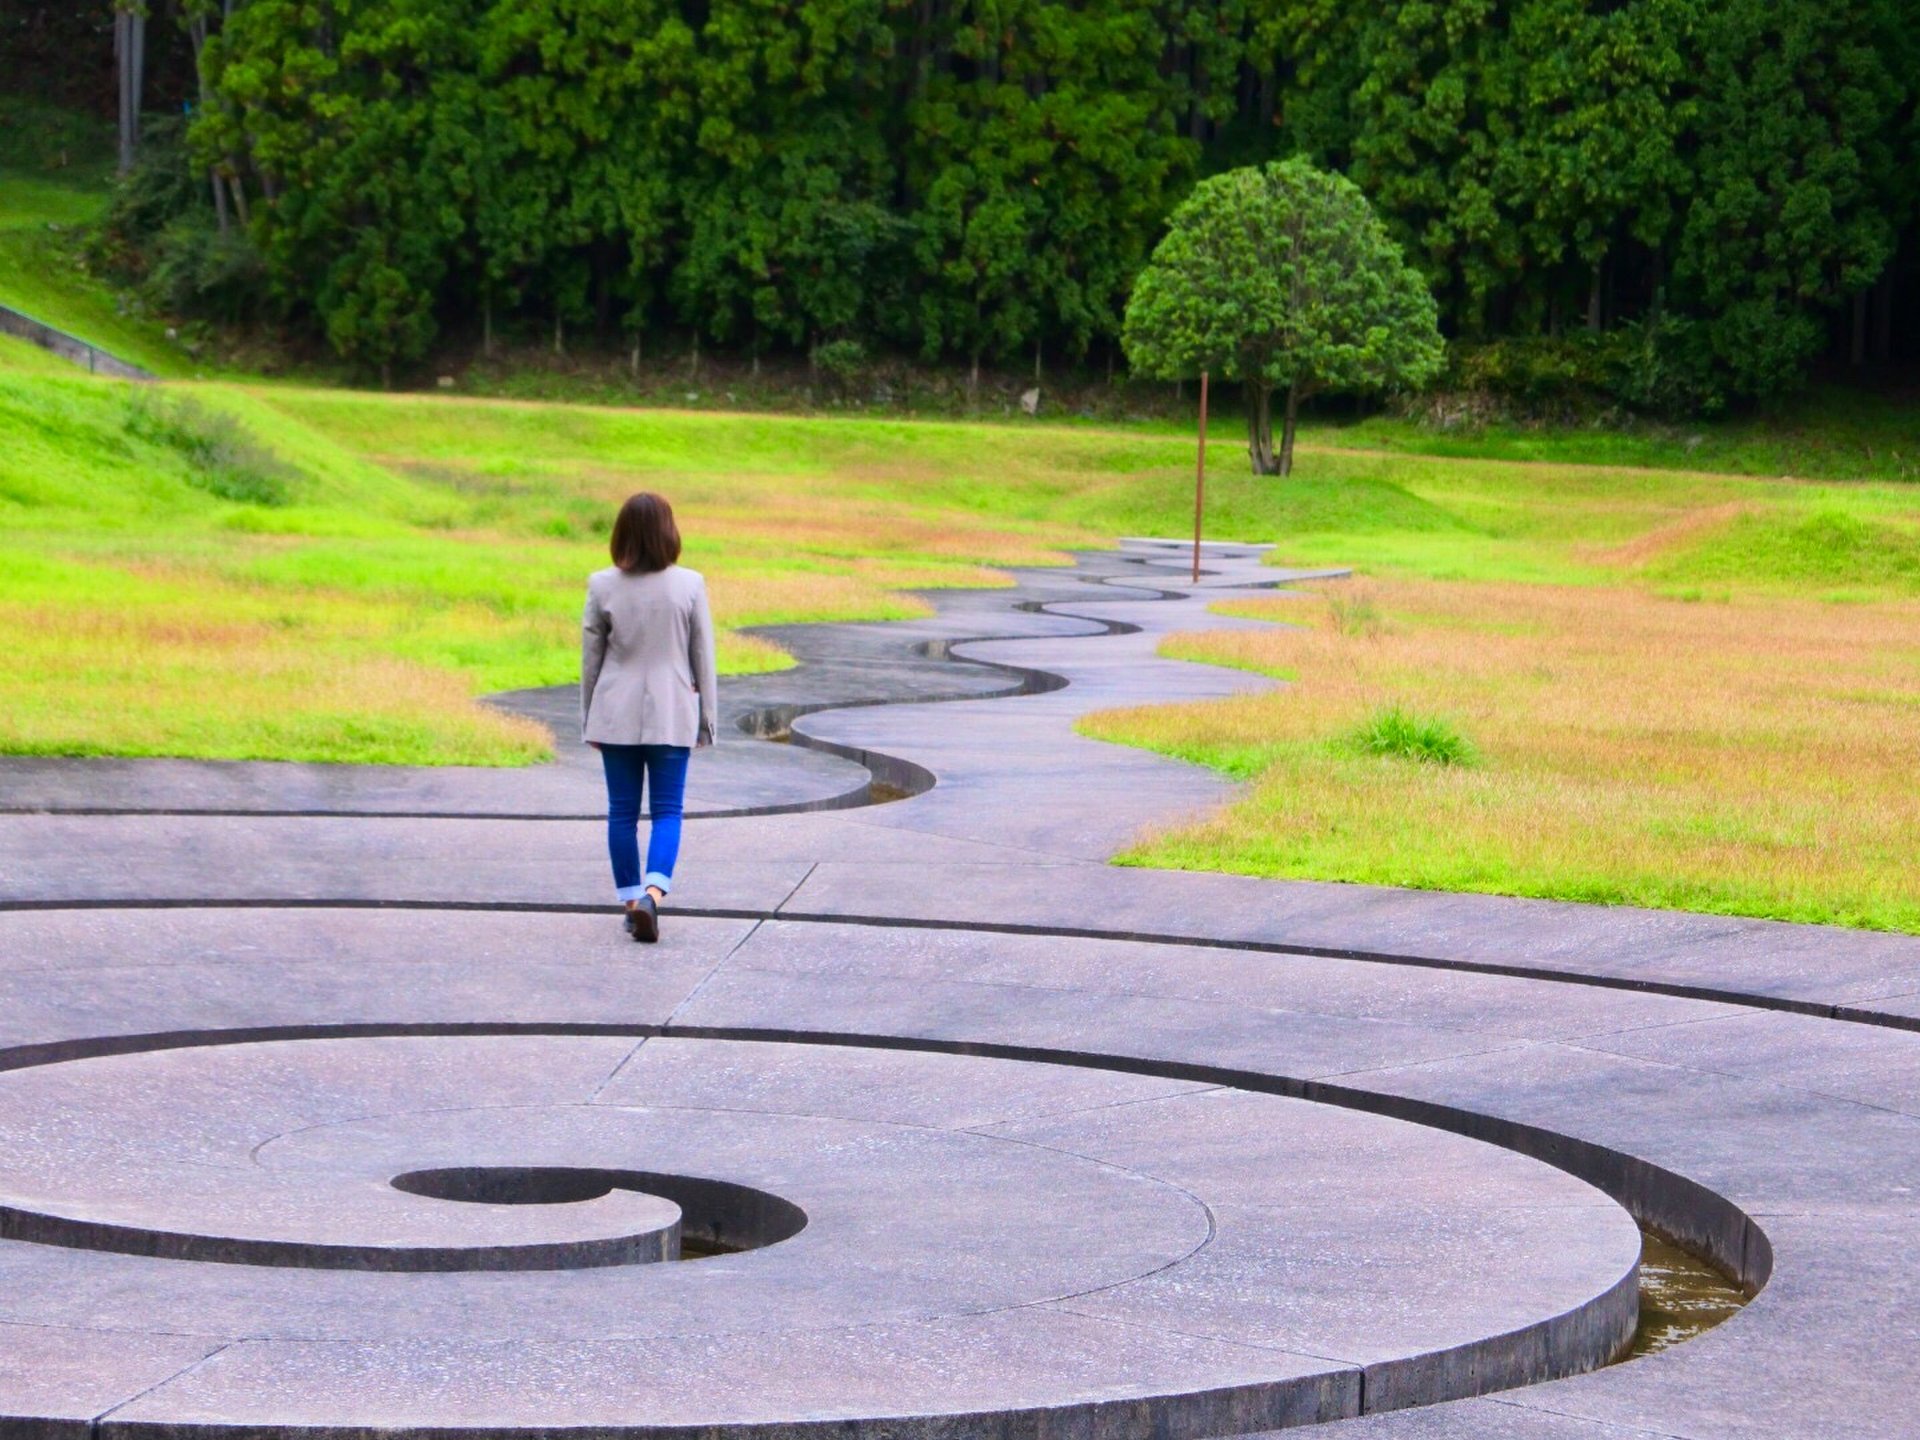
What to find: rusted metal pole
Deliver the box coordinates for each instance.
[1193,370,1209,583]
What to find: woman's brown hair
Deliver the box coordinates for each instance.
[609,491,682,573]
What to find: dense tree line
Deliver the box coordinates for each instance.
[55,0,1920,404]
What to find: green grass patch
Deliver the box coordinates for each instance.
[1325,590,1384,636]
[1056,466,1469,541]
[1349,705,1475,766]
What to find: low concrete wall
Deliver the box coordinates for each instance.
[0,303,152,380]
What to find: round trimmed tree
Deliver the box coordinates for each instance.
[1124,159,1444,476]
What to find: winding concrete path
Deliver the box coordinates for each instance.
[0,543,1916,1438]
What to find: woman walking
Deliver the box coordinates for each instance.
[581,492,718,942]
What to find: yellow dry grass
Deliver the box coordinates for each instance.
[673,492,1076,570]
[1086,581,1920,930]
[0,593,551,764]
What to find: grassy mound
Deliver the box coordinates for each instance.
[0,340,558,762]
[1660,509,1920,595]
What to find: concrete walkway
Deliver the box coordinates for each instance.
[0,543,1915,1438]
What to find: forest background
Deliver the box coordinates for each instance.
[5,0,1917,414]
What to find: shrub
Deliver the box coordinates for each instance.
[1426,315,1784,424]
[1450,334,1611,413]
[1605,315,1728,419]
[123,392,291,505]
[144,214,268,326]
[1350,705,1475,766]
[812,339,868,391]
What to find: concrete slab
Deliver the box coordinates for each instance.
[99,1312,1357,1439]
[1572,1007,1920,1116]
[0,814,813,910]
[0,1034,1636,1432]
[0,1323,224,1440]
[1332,1041,1920,1216]
[1295,1397,1658,1438]
[778,862,1920,1022]
[721,920,1748,1043]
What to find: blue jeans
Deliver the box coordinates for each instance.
[600,744,690,901]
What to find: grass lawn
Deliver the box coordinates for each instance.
[1078,448,1920,933]
[4,377,1916,936]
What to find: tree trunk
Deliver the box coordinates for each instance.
[1033,338,1041,383]
[553,307,565,357]
[630,331,642,377]
[187,16,229,233]
[228,173,250,225]
[1246,382,1278,475]
[1586,262,1603,332]
[130,11,145,162]
[116,9,145,174]
[968,350,980,404]
[690,331,700,380]
[1278,381,1300,477]
[482,292,494,357]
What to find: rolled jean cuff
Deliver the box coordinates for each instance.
[615,883,651,902]
[644,871,674,896]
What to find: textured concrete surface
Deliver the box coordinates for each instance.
[1,542,1917,1437]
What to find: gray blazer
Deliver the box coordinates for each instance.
[580,565,719,748]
